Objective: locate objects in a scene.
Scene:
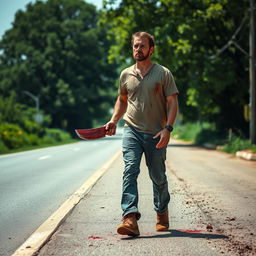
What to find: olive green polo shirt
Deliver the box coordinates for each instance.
[119,63,178,135]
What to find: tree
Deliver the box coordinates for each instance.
[101,0,250,137]
[0,0,117,132]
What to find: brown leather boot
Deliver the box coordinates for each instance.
[117,213,140,236]
[156,211,169,231]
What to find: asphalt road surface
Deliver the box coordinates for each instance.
[0,130,122,256]
[38,139,256,256]
[167,141,256,255]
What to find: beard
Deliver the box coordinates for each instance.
[134,49,151,61]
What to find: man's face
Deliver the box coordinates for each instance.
[132,36,153,62]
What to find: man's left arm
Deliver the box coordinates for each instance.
[153,94,178,149]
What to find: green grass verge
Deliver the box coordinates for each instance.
[0,138,77,155]
[173,122,256,154]
[220,135,256,154]
[172,122,221,144]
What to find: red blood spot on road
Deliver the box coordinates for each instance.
[88,235,104,240]
[179,229,204,233]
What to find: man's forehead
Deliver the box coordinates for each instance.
[133,36,149,44]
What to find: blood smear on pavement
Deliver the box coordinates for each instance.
[88,235,104,239]
[179,229,203,233]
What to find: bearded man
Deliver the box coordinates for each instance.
[105,31,179,236]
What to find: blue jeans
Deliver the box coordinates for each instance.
[121,126,170,219]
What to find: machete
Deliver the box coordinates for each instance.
[75,126,107,140]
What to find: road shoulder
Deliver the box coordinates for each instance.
[38,153,230,256]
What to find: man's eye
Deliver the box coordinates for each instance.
[133,44,145,49]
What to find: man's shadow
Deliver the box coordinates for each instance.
[121,229,228,240]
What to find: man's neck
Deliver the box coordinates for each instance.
[135,59,152,72]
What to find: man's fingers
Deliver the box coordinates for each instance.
[104,123,110,130]
[105,122,117,136]
[110,127,116,135]
[156,137,164,148]
[153,132,161,139]
[156,137,169,148]
[106,126,116,136]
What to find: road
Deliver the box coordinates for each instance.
[167,141,256,255]
[0,130,122,256]
[38,139,256,256]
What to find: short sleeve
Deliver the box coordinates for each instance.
[118,70,128,95]
[163,69,179,97]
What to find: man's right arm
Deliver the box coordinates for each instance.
[105,94,128,136]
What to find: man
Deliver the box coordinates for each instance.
[105,31,178,236]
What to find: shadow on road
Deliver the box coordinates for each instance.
[76,135,123,141]
[121,229,228,240]
[100,135,123,141]
[168,143,197,148]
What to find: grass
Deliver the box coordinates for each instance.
[173,122,256,154]
[172,122,202,142]
[0,138,77,155]
[221,135,256,154]
[172,122,221,144]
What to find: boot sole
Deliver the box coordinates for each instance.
[156,225,169,232]
[117,226,140,237]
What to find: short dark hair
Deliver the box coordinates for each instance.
[131,32,155,48]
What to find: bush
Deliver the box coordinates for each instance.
[0,122,43,149]
[0,92,25,124]
[173,122,256,154]
[22,119,45,136]
[0,94,74,153]
[0,140,9,154]
[0,123,28,149]
[173,122,217,143]
[0,123,73,153]
[195,128,223,145]
[44,128,71,142]
[221,135,256,154]
[25,133,41,146]
[40,136,56,145]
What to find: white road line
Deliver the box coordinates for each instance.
[0,142,80,159]
[38,155,51,160]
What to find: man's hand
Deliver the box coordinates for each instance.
[153,129,171,148]
[105,121,117,136]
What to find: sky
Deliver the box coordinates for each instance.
[0,0,105,39]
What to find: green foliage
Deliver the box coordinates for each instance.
[173,122,256,154]
[0,92,50,135]
[0,123,31,149]
[0,91,24,124]
[173,121,225,145]
[0,0,118,132]
[173,122,218,143]
[0,122,72,153]
[101,0,250,136]
[0,140,8,154]
[173,122,203,142]
[221,135,256,154]
[0,90,72,151]
[43,128,71,142]
[195,128,222,145]
[22,119,44,135]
